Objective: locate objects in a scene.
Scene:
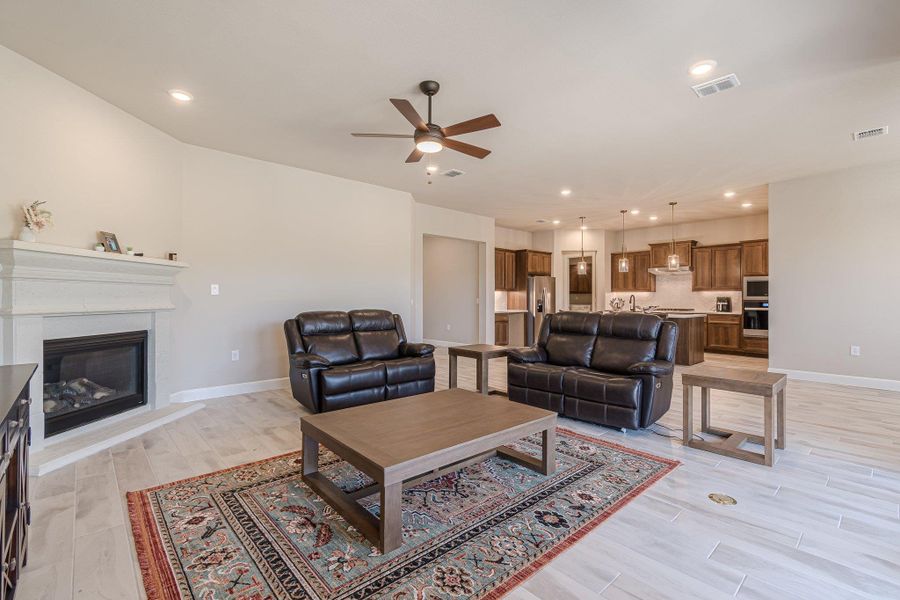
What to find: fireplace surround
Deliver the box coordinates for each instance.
[0,240,188,454]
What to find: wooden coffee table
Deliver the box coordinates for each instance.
[300,388,557,553]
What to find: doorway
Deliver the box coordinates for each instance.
[422,235,480,344]
[561,251,598,312]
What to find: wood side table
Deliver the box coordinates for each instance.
[448,344,509,396]
[682,366,786,466]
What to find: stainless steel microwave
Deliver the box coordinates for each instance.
[743,276,768,300]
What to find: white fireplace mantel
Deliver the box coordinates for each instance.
[0,240,189,455]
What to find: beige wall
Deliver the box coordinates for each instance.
[174,146,415,390]
[422,236,479,343]
[608,213,768,250]
[495,226,532,250]
[769,161,900,387]
[0,46,182,257]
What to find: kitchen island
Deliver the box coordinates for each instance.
[663,313,705,365]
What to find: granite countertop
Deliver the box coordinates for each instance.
[665,313,706,319]
[495,309,527,314]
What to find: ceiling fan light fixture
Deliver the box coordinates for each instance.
[416,140,443,153]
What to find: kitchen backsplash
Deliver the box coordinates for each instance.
[604,274,742,313]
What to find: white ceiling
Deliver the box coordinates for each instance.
[2,1,900,231]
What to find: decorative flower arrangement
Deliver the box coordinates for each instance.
[22,200,53,232]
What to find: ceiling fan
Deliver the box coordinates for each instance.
[351,80,501,163]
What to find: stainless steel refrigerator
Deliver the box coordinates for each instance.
[526,275,556,345]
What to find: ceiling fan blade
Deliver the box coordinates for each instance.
[405,148,424,163]
[351,133,414,138]
[441,114,501,137]
[390,99,428,131]
[443,138,491,159]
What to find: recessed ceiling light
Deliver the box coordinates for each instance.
[741,202,753,208]
[426,165,439,172]
[649,215,659,221]
[630,209,640,215]
[168,89,193,103]
[552,219,561,225]
[560,189,572,196]
[723,191,736,198]
[689,60,717,76]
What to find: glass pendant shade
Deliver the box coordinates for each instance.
[577,260,588,275]
[618,256,630,273]
[617,210,629,272]
[667,252,680,270]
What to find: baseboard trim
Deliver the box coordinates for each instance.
[422,338,460,348]
[768,367,900,392]
[171,377,290,403]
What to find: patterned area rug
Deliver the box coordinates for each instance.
[128,427,677,599]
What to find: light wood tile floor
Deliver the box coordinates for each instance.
[18,350,900,599]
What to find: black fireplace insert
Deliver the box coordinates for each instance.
[43,330,148,437]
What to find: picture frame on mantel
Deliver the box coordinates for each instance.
[99,231,122,253]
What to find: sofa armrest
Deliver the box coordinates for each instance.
[400,342,435,357]
[290,352,331,369]
[507,346,548,363]
[627,360,674,377]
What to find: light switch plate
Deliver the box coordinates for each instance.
[231,349,240,361]
[850,345,861,357]
[210,284,220,296]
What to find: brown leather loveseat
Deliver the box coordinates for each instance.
[284,309,435,413]
[507,311,678,429]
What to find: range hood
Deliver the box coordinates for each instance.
[648,266,692,276]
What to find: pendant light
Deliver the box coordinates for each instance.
[618,210,629,273]
[667,201,680,271]
[576,217,588,275]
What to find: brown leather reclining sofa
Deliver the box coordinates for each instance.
[507,311,678,429]
[284,309,435,413]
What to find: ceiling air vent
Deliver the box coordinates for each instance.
[441,169,465,177]
[691,73,741,98]
[851,126,888,141]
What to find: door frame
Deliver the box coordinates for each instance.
[560,250,598,311]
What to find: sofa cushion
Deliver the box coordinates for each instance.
[598,312,662,340]
[350,309,401,360]
[297,311,360,365]
[508,362,568,394]
[563,368,642,409]
[384,356,435,384]
[542,312,601,367]
[320,361,386,396]
[321,387,385,412]
[590,337,657,375]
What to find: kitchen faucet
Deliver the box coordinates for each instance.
[629,294,636,312]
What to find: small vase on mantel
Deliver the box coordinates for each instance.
[18,227,36,242]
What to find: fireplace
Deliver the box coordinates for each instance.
[43,331,148,437]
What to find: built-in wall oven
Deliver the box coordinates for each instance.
[743,276,769,338]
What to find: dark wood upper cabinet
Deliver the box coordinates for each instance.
[610,251,655,292]
[568,261,592,294]
[741,239,768,276]
[516,250,552,278]
[692,244,742,291]
[649,240,697,269]
[494,248,517,291]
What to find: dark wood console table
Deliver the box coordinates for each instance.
[0,364,36,598]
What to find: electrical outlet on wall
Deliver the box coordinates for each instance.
[446,324,452,331]
[210,284,220,296]
[850,345,861,357]
[231,349,240,361]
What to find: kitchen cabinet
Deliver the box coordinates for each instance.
[610,251,656,292]
[706,314,742,351]
[742,336,769,355]
[517,250,551,276]
[494,248,517,291]
[569,261,592,294]
[741,239,768,276]
[692,244,742,291]
[494,313,509,345]
[649,240,697,269]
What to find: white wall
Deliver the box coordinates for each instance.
[769,161,900,388]
[495,226,533,250]
[0,46,182,257]
[413,203,494,344]
[423,236,479,343]
[174,145,415,391]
